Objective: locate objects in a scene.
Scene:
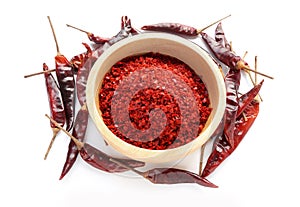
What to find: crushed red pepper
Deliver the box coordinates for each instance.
[99,53,212,150]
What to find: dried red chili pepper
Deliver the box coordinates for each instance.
[47,16,76,132]
[201,32,243,69]
[71,43,94,107]
[76,56,97,107]
[105,16,138,47]
[141,15,231,37]
[215,22,231,50]
[59,104,88,180]
[120,15,139,35]
[201,32,273,79]
[46,114,145,174]
[142,23,199,36]
[43,63,66,160]
[55,55,75,131]
[144,168,218,187]
[87,33,111,45]
[223,68,241,146]
[202,27,242,146]
[237,80,263,117]
[201,99,260,177]
[80,143,145,173]
[110,158,217,188]
[70,43,93,74]
[66,24,111,45]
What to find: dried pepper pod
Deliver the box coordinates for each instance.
[70,43,93,74]
[201,99,260,177]
[120,15,139,35]
[105,16,138,46]
[76,55,95,106]
[55,55,75,131]
[144,168,218,188]
[201,32,243,69]
[237,80,263,117]
[215,22,231,50]
[223,67,241,146]
[201,32,273,79]
[43,63,66,160]
[47,16,76,132]
[141,22,199,36]
[80,144,145,173]
[70,42,94,106]
[141,15,231,37]
[66,24,111,45]
[59,104,89,180]
[110,158,217,188]
[87,33,111,45]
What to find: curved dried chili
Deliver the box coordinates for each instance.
[109,158,217,188]
[215,22,231,50]
[237,80,263,117]
[144,168,218,188]
[47,16,76,132]
[43,63,65,129]
[55,55,75,131]
[201,99,260,177]
[142,23,198,36]
[141,15,231,37]
[201,32,243,69]
[70,43,93,74]
[224,68,241,146]
[59,104,88,180]
[80,143,145,173]
[43,63,66,160]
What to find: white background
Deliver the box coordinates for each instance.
[1,0,299,206]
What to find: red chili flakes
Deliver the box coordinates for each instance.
[99,53,212,150]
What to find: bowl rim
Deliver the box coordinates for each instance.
[86,32,226,163]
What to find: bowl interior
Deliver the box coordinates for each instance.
[86,33,226,163]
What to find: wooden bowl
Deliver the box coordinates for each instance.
[86,33,226,163]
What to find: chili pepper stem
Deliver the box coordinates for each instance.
[44,127,60,160]
[47,16,61,55]
[109,158,146,177]
[66,24,91,35]
[241,52,263,101]
[230,41,233,52]
[236,60,274,79]
[242,51,248,59]
[199,143,207,175]
[254,56,258,85]
[24,69,56,78]
[197,14,231,34]
[45,114,84,149]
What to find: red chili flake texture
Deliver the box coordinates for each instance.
[99,53,212,150]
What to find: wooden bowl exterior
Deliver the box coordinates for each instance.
[86,33,226,163]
